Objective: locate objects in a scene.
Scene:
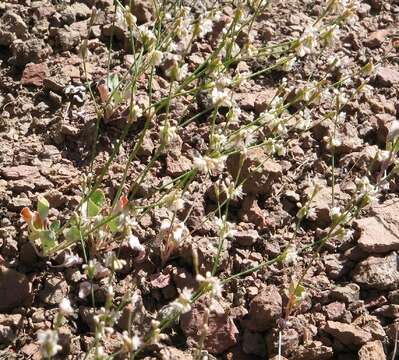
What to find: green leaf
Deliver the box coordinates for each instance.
[85,189,105,218]
[87,199,100,217]
[108,216,120,233]
[37,197,50,220]
[39,230,58,255]
[89,189,105,207]
[50,220,61,232]
[107,74,119,92]
[63,226,81,242]
[294,284,306,300]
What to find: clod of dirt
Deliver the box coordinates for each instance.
[364,29,390,48]
[131,0,154,24]
[352,314,385,341]
[329,283,360,304]
[0,265,31,312]
[0,11,28,46]
[10,38,52,68]
[234,229,259,247]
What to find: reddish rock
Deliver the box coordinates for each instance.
[234,89,276,114]
[239,196,269,229]
[166,153,192,177]
[355,210,399,254]
[180,298,239,354]
[234,229,259,247]
[21,62,49,87]
[352,314,385,341]
[132,0,154,24]
[244,285,282,332]
[324,321,372,348]
[323,302,347,321]
[307,184,349,228]
[375,113,396,144]
[358,340,386,360]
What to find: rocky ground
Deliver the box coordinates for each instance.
[1,0,399,359]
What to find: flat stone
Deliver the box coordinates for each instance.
[375,67,399,87]
[1,165,40,180]
[324,321,372,348]
[21,62,49,87]
[351,252,399,290]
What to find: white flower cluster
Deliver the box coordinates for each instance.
[193,153,227,173]
[355,176,377,205]
[196,271,223,299]
[37,329,62,358]
[159,218,190,245]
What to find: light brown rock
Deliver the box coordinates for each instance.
[358,340,386,360]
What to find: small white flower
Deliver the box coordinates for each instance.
[122,331,142,352]
[222,179,245,201]
[78,281,92,299]
[149,49,163,66]
[329,206,342,218]
[226,107,241,124]
[215,215,236,239]
[211,87,232,107]
[37,329,62,358]
[105,251,127,271]
[139,26,156,49]
[127,231,145,252]
[159,121,179,146]
[198,17,213,37]
[283,245,298,265]
[163,190,185,212]
[167,287,193,315]
[83,259,110,279]
[59,298,74,316]
[196,272,223,298]
[160,219,189,244]
[63,253,83,268]
[193,154,226,173]
[281,56,296,72]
